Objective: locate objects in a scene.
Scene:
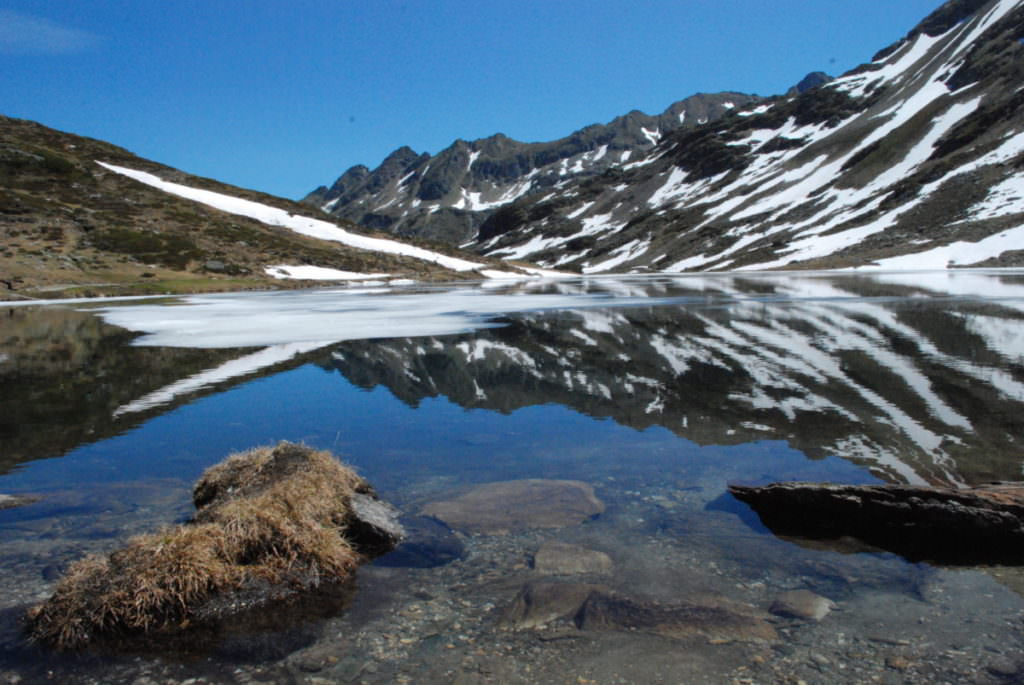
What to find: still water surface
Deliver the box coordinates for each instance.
[1,270,1024,683]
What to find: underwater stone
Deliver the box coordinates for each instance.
[421,479,605,534]
[532,541,612,576]
[769,589,835,621]
[576,591,779,643]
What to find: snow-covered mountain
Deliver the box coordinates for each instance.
[312,0,1024,273]
[304,92,762,245]
[473,0,1024,272]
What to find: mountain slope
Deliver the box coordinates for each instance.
[469,0,1024,272]
[305,92,762,244]
[0,115,519,299]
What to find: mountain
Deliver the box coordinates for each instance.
[304,92,762,244]
[470,0,1024,272]
[311,0,1024,273]
[0,116,521,300]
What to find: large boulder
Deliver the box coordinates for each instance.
[729,481,1024,564]
[25,442,401,650]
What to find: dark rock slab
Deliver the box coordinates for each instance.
[576,592,778,643]
[421,479,605,534]
[501,580,607,630]
[729,481,1024,564]
[373,515,464,568]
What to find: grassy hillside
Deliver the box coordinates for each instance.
[0,115,501,300]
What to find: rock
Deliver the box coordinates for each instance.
[576,591,778,643]
[501,580,606,630]
[374,516,464,568]
[421,479,605,534]
[986,656,1021,677]
[886,655,912,671]
[203,259,226,272]
[0,494,40,510]
[532,541,612,576]
[769,590,835,621]
[347,493,404,557]
[728,481,1024,564]
[25,442,396,650]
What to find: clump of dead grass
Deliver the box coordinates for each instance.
[25,442,373,650]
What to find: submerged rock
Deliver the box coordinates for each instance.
[421,479,605,534]
[532,541,612,576]
[373,515,464,568]
[501,580,607,630]
[770,589,835,621]
[576,592,778,643]
[729,481,1024,564]
[25,442,401,650]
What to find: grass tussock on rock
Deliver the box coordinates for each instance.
[25,442,397,650]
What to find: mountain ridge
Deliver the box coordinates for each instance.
[310,0,1024,274]
[305,91,763,244]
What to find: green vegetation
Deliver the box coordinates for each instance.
[87,227,204,269]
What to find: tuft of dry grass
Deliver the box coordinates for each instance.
[25,442,373,650]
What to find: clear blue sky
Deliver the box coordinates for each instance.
[2,1,942,200]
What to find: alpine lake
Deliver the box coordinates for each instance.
[2,270,1024,684]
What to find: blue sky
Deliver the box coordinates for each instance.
[2,1,942,199]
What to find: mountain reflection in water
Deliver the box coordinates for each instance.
[2,271,1023,485]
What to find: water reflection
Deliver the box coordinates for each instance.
[4,271,1024,485]
[325,281,1024,486]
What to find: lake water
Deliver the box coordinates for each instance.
[2,270,1024,683]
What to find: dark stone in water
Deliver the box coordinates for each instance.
[729,481,1024,564]
[501,580,608,629]
[575,591,778,643]
[41,564,63,582]
[373,516,464,568]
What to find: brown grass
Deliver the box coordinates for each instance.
[25,442,370,649]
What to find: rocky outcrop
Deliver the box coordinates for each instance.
[306,92,761,244]
[729,481,1024,564]
[25,442,402,650]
